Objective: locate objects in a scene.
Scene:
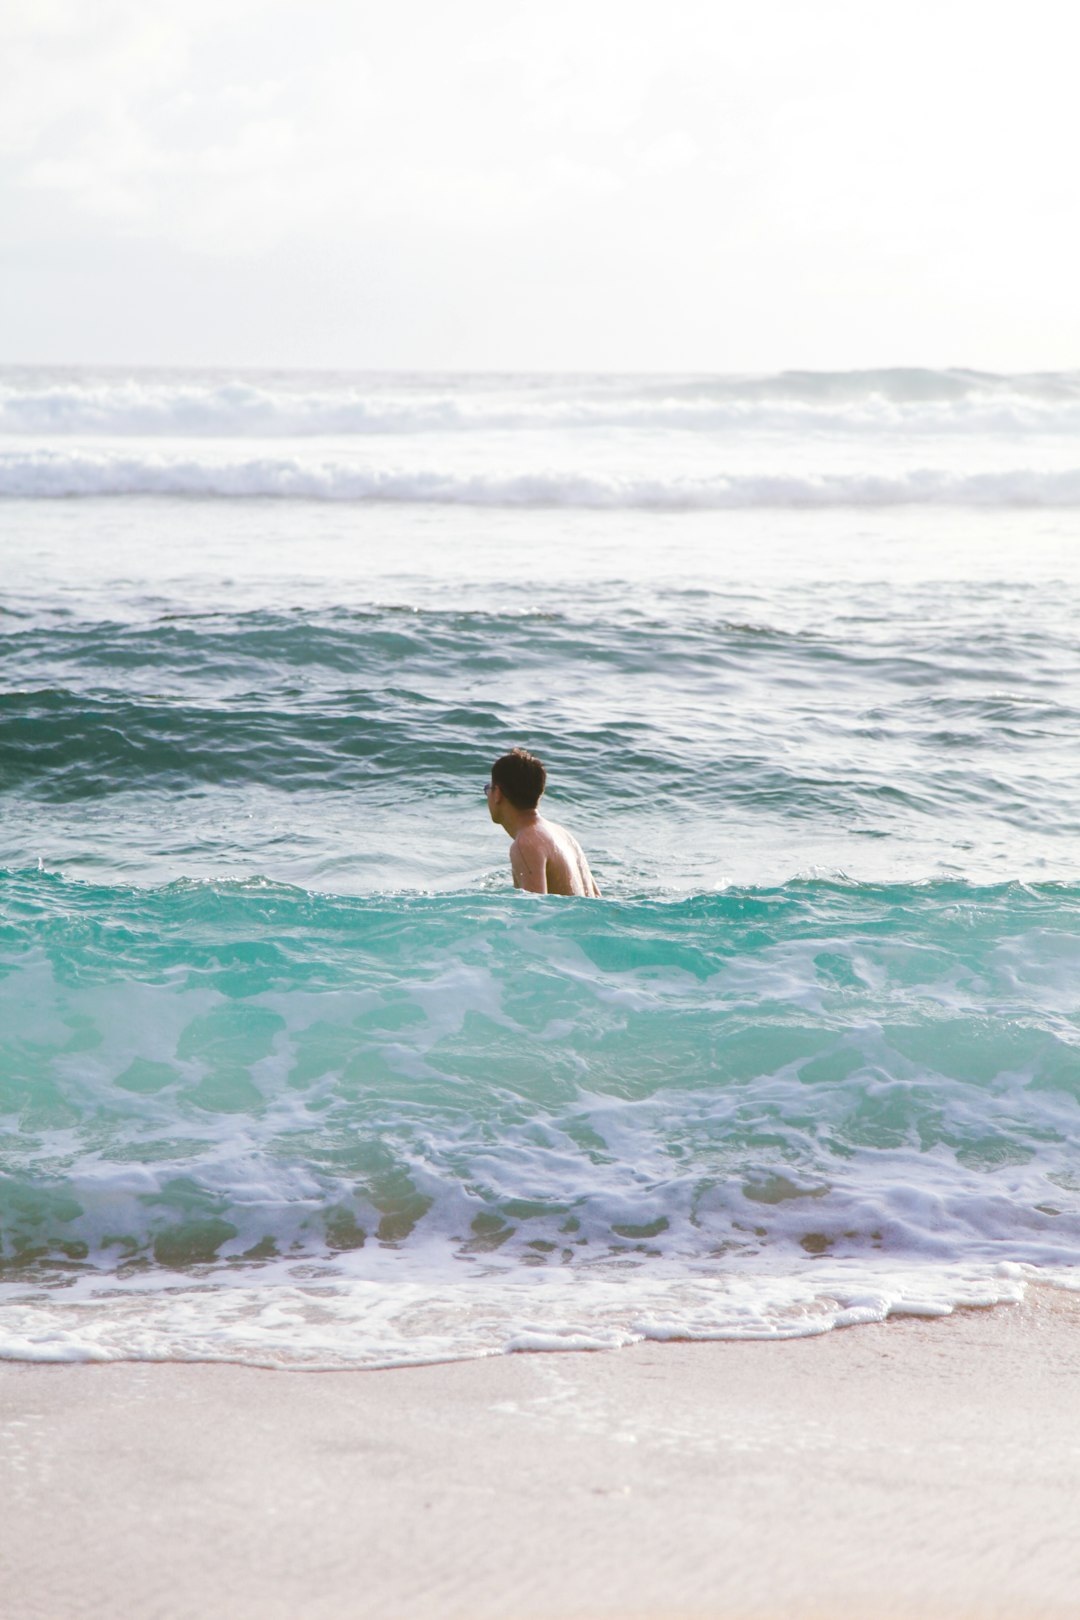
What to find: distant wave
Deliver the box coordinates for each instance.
[6,447,1080,506]
[4,367,1080,437]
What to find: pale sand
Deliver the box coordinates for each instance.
[2,1287,1079,1620]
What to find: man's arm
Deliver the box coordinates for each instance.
[510,838,548,893]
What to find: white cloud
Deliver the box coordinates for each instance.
[639,131,699,178]
[2,0,1079,366]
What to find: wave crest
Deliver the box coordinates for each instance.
[5,367,1080,437]
[7,448,1080,507]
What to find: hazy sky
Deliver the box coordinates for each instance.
[3,0,1077,371]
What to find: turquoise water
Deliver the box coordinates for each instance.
[2,368,1079,1364]
[5,871,1080,1272]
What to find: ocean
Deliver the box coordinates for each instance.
[2,365,1079,1367]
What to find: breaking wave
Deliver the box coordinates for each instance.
[6,449,1080,507]
[4,367,1080,438]
[1,869,1079,1365]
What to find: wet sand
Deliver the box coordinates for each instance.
[2,1287,1079,1619]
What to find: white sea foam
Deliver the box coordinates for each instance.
[4,368,1080,438]
[0,1253,1052,1371]
[4,447,1080,506]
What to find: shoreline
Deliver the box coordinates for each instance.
[3,1287,1079,1619]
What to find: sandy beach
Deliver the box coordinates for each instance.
[2,1286,1078,1620]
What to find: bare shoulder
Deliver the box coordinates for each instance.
[517,819,558,852]
[520,817,600,898]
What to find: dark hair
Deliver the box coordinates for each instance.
[491,748,546,810]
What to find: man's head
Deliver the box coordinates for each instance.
[485,747,546,822]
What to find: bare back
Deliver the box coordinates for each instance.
[510,817,600,897]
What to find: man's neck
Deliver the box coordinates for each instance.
[502,805,540,838]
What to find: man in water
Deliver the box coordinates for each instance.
[484,748,601,896]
